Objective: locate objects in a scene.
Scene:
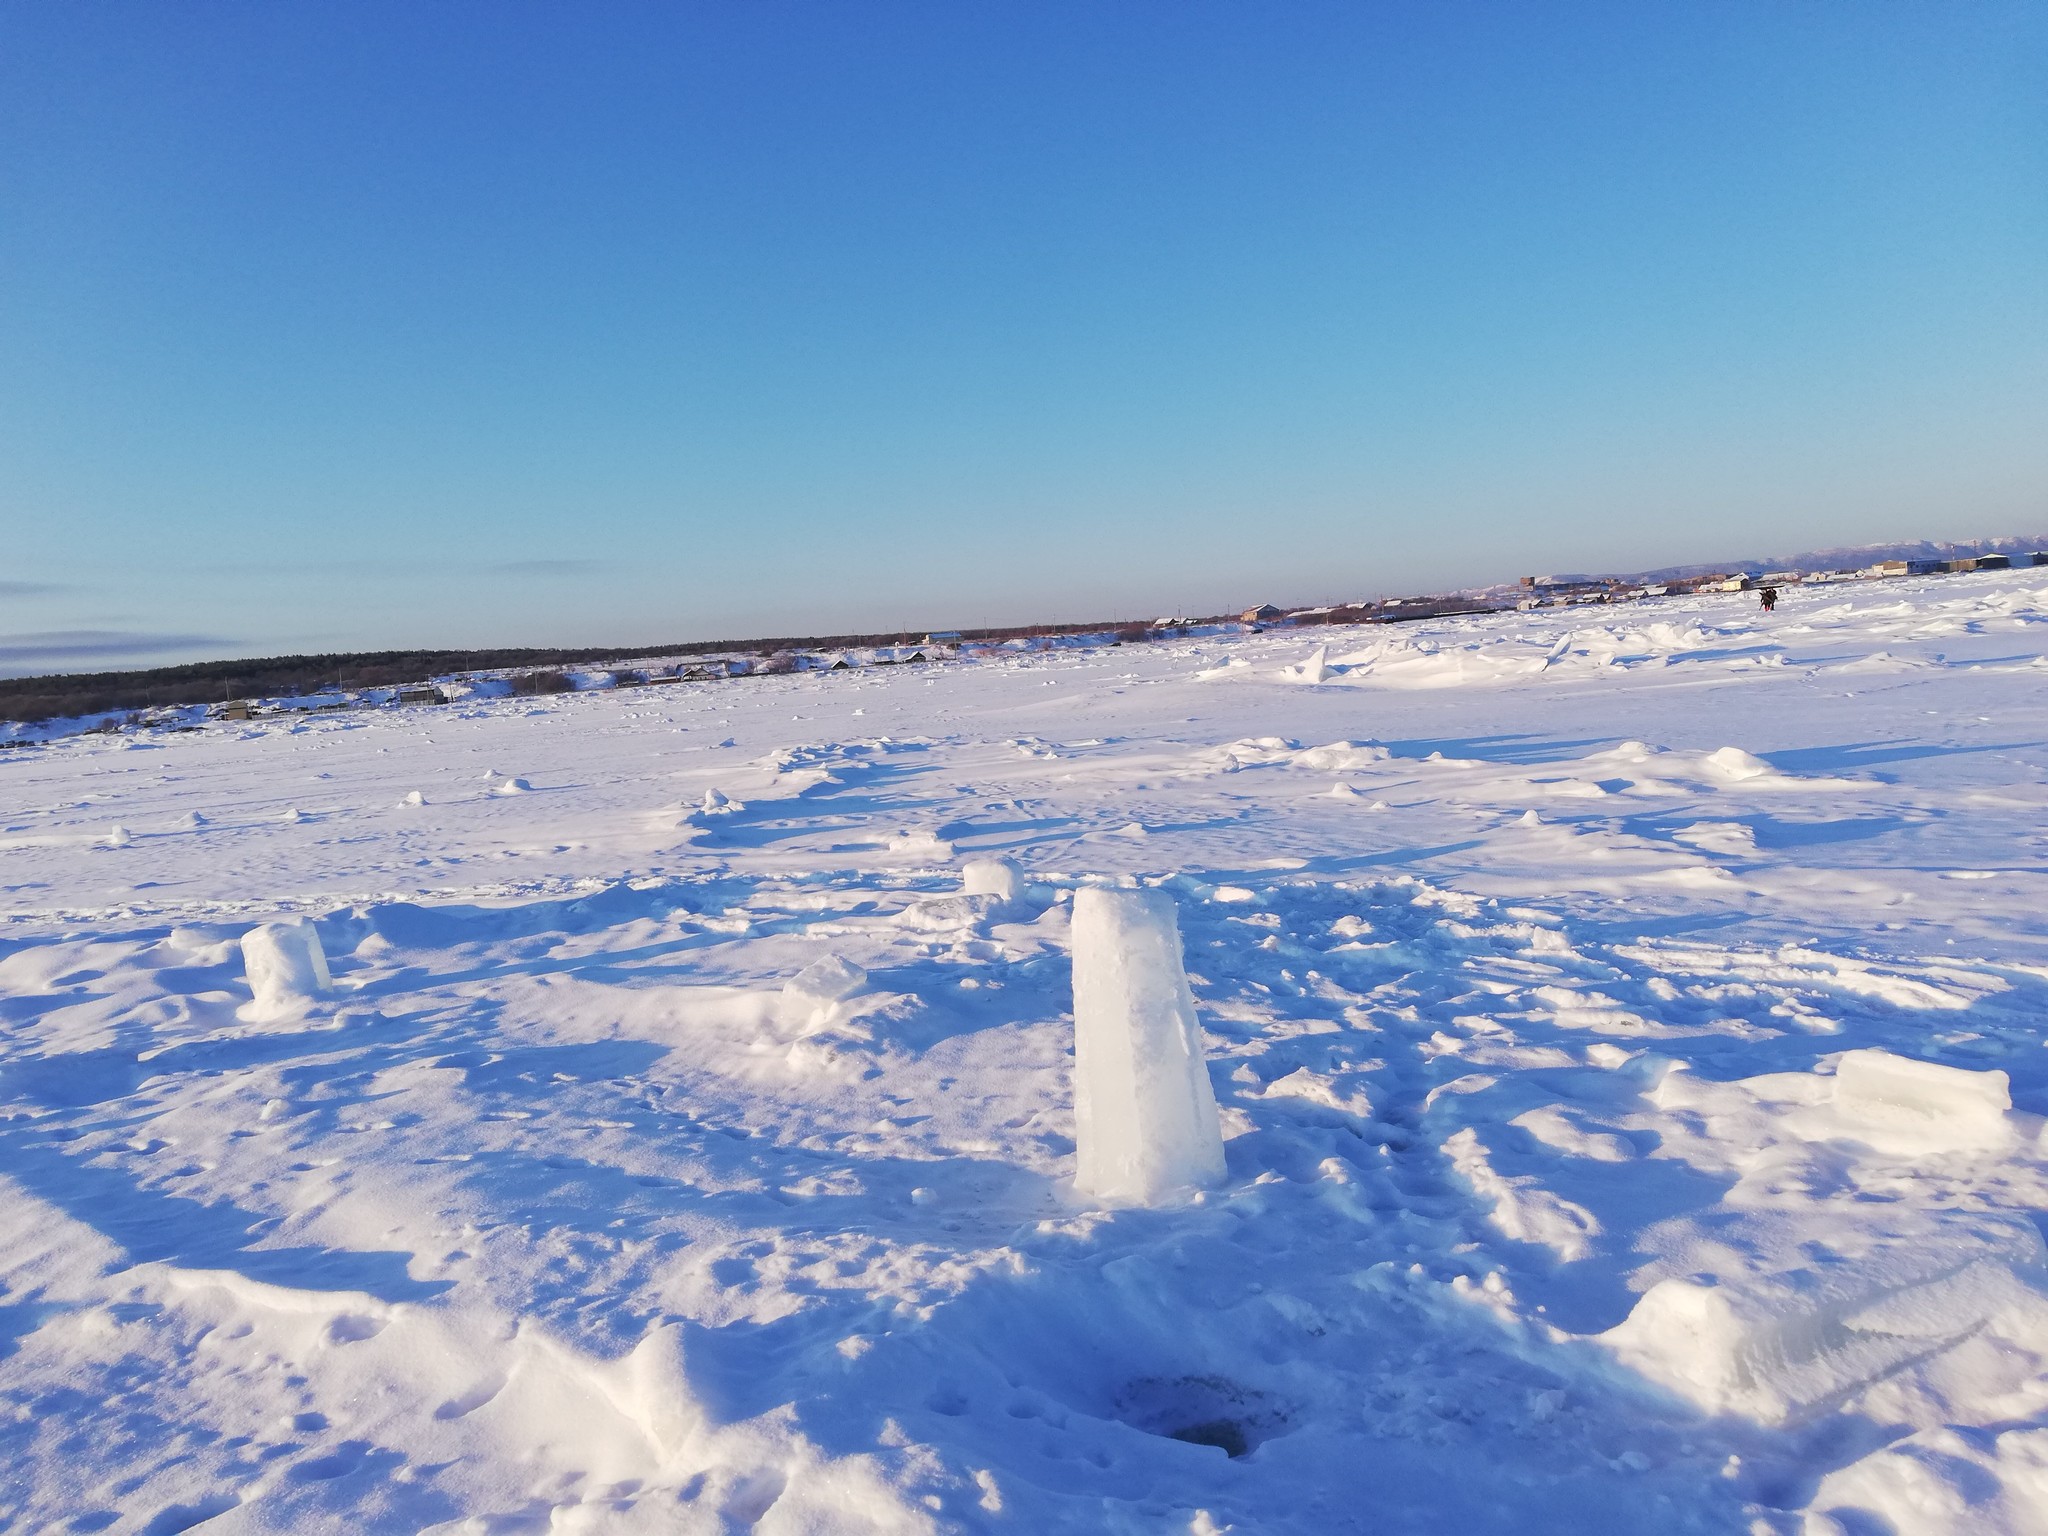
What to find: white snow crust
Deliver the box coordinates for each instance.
[9,572,2048,1531]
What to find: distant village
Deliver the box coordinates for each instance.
[5,544,2042,742]
[1503,549,2042,608]
[207,548,2048,726]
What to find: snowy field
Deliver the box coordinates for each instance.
[9,571,2048,1534]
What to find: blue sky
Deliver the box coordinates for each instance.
[2,2,2043,671]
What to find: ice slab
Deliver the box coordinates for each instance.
[1603,1214,2044,1423]
[786,955,867,1004]
[1833,1048,2013,1152]
[1070,887,1226,1206]
[240,920,333,1021]
[778,954,869,1035]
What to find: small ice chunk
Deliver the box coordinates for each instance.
[778,954,870,1036]
[961,856,1024,902]
[786,955,868,1004]
[399,790,425,808]
[104,825,131,848]
[241,920,333,1021]
[494,777,531,795]
[283,806,307,821]
[1832,1049,2012,1151]
[888,829,954,857]
[899,895,998,932]
[177,811,207,829]
[1070,887,1227,1206]
[1280,645,1330,684]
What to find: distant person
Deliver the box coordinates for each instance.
[1760,585,1779,612]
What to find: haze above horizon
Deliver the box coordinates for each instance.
[4,2,2044,674]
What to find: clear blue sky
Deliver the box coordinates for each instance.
[2,2,2043,671]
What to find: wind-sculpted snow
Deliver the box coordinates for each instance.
[7,573,2048,1531]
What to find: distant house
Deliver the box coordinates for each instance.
[1700,575,1752,592]
[1967,554,2012,571]
[677,659,744,680]
[220,700,253,721]
[924,631,963,645]
[1868,559,1943,578]
[395,685,447,706]
[1240,603,1283,624]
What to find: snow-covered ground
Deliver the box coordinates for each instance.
[7,572,2048,1533]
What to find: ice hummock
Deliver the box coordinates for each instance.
[1070,886,1226,1205]
[240,919,333,1021]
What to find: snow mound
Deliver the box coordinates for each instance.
[1703,746,1773,781]
[1671,821,1756,855]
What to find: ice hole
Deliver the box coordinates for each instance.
[1113,1375,1288,1459]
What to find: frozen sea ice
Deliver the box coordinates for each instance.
[1070,887,1226,1205]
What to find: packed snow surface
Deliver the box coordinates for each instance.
[10,573,2048,1531]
